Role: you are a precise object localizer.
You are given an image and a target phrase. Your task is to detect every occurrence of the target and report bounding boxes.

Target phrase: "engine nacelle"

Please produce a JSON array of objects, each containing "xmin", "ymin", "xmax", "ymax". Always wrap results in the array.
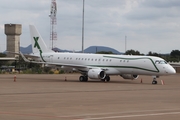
[
  {"xmin": 88, "ymin": 69, "xmax": 106, "ymax": 79},
  {"xmin": 120, "ymin": 74, "xmax": 139, "ymax": 80}
]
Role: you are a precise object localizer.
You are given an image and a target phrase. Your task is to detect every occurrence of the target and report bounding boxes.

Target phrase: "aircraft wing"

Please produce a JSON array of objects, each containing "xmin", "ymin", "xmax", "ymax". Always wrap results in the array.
[
  {"xmin": 0, "ymin": 57, "xmax": 16, "ymax": 60},
  {"xmin": 6, "ymin": 51, "xmax": 40, "ymax": 59}
]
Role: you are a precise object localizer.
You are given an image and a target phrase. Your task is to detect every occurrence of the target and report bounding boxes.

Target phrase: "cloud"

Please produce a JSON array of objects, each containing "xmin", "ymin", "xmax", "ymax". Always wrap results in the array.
[
  {"xmin": 125, "ymin": 0, "xmax": 180, "ymax": 20},
  {"xmin": 0, "ymin": 25, "xmax": 4, "ymax": 30},
  {"xmin": 141, "ymin": 0, "xmax": 180, "ymax": 8},
  {"xmin": 0, "ymin": 0, "xmax": 180, "ymax": 54}
]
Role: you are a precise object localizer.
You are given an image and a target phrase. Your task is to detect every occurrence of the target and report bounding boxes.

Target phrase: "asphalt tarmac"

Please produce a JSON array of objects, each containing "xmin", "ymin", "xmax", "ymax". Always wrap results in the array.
[{"xmin": 0, "ymin": 74, "xmax": 180, "ymax": 120}]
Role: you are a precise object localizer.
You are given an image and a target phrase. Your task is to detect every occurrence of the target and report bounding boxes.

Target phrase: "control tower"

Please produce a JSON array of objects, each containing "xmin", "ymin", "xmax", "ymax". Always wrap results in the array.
[{"xmin": 4, "ymin": 24, "xmax": 22, "ymax": 58}]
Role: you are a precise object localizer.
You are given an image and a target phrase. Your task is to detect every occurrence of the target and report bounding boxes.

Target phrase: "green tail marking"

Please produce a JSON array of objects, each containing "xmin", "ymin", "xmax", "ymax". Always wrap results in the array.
[
  {"xmin": 33, "ymin": 37, "xmax": 46, "ymax": 62},
  {"xmin": 34, "ymin": 37, "xmax": 40, "ymax": 49}
]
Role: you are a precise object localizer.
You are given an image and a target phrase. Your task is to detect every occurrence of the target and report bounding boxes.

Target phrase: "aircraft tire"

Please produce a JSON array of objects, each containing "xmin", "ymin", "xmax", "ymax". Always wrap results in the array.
[
  {"xmin": 79, "ymin": 76, "xmax": 88, "ymax": 82},
  {"xmin": 84, "ymin": 76, "xmax": 88, "ymax": 82},
  {"xmin": 152, "ymin": 81, "xmax": 157, "ymax": 84},
  {"xmin": 101, "ymin": 76, "xmax": 110, "ymax": 82},
  {"xmin": 106, "ymin": 76, "xmax": 110, "ymax": 82},
  {"xmin": 79, "ymin": 76, "xmax": 84, "ymax": 82}
]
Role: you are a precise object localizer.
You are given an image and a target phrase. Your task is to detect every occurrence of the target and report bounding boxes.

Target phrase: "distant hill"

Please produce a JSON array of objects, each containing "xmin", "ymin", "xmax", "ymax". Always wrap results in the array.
[
  {"xmin": 20, "ymin": 45, "xmax": 32, "ymax": 54},
  {"xmin": 84, "ymin": 46, "xmax": 122, "ymax": 54},
  {"xmin": 20, "ymin": 45, "xmax": 123, "ymax": 54}
]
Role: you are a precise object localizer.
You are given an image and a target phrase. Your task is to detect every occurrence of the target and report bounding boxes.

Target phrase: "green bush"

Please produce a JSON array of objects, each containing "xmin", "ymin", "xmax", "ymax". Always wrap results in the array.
[
  {"xmin": 49, "ymin": 71, "xmax": 54, "ymax": 74},
  {"xmin": 59, "ymin": 70, "xmax": 64, "ymax": 74}
]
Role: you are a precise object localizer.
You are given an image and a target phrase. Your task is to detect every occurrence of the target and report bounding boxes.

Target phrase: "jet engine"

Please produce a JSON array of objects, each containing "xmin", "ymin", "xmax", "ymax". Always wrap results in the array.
[
  {"xmin": 120, "ymin": 74, "xmax": 139, "ymax": 80},
  {"xmin": 88, "ymin": 69, "xmax": 106, "ymax": 79}
]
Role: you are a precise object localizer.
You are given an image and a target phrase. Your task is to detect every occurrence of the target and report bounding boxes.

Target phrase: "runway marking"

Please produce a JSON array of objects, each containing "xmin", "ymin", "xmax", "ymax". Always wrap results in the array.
[
  {"xmin": 0, "ymin": 108, "xmax": 180, "ymax": 119},
  {"xmin": 1, "ymin": 88, "xmax": 180, "ymax": 96},
  {"xmin": 78, "ymin": 112, "xmax": 180, "ymax": 120},
  {"xmin": 0, "ymin": 112, "xmax": 58, "ymax": 118},
  {"xmin": 57, "ymin": 108, "xmax": 180, "ymax": 118}
]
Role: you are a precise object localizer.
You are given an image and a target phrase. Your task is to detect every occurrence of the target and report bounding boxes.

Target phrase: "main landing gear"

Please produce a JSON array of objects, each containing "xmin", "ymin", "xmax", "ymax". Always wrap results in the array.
[
  {"xmin": 79, "ymin": 75, "xmax": 111, "ymax": 82},
  {"xmin": 152, "ymin": 76, "xmax": 158, "ymax": 84},
  {"xmin": 79, "ymin": 75, "xmax": 88, "ymax": 82},
  {"xmin": 101, "ymin": 75, "xmax": 110, "ymax": 82}
]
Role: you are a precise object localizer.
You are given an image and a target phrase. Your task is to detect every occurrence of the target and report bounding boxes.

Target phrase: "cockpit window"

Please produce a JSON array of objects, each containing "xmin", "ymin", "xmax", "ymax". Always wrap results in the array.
[
  {"xmin": 160, "ymin": 61, "xmax": 167, "ymax": 64},
  {"xmin": 155, "ymin": 60, "xmax": 167, "ymax": 64}
]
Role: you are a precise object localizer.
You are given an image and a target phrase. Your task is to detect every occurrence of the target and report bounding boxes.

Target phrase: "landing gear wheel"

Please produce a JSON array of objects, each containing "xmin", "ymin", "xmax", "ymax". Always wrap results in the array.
[
  {"xmin": 79, "ymin": 76, "xmax": 84, "ymax": 82},
  {"xmin": 102, "ymin": 76, "xmax": 110, "ymax": 82},
  {"xmin": 105, "ymin": 76, "xmax": 110, "ymax": 82},
  {"xmin": 79, "ymin": 76, "xmax": 88, "ymax": 82},
  {"xmin": 152, "ymin": 80, "xmax": 157, "ymax": 84},
  {"xmin": 152, "ymin": 77, "xmax": 157, "ymax": 84},
  {"xmin": 84, "ymin": 76, "xmax": 88, "ymax": 82}
]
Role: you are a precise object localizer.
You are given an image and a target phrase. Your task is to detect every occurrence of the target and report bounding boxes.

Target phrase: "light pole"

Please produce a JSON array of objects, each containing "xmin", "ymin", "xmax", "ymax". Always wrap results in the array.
[
  {"xmin": 82, "ymin": 0, "xmax": 85, "ymax": 53},
  {"xmin": 125, "ymin": 35, "xmax": 127, "ymax": 54}
]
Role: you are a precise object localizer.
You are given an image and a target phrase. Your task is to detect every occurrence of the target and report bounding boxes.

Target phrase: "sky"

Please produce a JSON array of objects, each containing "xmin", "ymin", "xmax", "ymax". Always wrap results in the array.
[{"xmin": 0, "ymin": 0, "xmax": 180, "ymax": 54}]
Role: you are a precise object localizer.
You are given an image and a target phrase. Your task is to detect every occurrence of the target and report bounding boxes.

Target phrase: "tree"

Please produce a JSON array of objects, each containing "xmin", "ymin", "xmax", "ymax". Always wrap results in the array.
[
  {"xmin": 170, "ymin": 50, "xmax": 180, "ymax": 58},
  {"xmin": 96, "ymin": 51, "xmax": 114, "ymax": 54},
  {"xmin": 125, "ymin": 49, "xmax": 141, "ymax": 55},
  {"xmin": 0, "ymin": 53, "xmax": 8, "ymax": 67},
  {"xmin": 169, "ymin": 50, "xmax": 180, "ymax": 62},
  {"xmin": 0, "ymin": 53, "xmax": 6, "ymax": 57},
  {"xmin": 147, "ymin": 51, "xmax": 160, "ymax": 57}
]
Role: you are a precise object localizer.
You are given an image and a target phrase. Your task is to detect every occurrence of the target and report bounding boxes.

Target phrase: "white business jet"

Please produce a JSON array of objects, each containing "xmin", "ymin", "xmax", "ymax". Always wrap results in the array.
[{"xmin": 20, "ymin": 25, "xmax": 176, "ymax": 84}]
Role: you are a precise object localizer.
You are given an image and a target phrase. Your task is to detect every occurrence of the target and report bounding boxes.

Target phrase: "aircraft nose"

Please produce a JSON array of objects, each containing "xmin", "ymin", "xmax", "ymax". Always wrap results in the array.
[{"xmin": 168, "ymin": 66, "xmax": 176, "ymax": 74}]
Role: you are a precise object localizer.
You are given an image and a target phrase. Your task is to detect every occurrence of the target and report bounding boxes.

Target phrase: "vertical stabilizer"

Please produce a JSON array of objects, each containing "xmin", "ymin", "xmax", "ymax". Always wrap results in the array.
[{"xmin": 29, "ymin": 25, "xmax": 53, "ymax": 53}]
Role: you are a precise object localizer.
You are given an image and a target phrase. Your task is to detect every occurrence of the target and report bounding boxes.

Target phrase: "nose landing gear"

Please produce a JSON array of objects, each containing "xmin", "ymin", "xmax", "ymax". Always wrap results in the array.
[{"xmin": 152, "ymin": 76, "xmax": 158, "ymax": 84}]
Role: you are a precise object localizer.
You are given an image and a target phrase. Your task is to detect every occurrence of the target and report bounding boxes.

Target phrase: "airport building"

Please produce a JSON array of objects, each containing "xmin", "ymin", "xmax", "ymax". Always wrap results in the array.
[{"xmin": 4, "ymin": 24, "xmax": 22, "ymax": 58}]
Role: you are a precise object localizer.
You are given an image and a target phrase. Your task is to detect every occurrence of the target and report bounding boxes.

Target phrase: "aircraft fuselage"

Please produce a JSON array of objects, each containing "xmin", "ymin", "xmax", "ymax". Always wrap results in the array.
[{"xmin": 35, "ymin": 52, "xmax": 176, "ymax": 76}]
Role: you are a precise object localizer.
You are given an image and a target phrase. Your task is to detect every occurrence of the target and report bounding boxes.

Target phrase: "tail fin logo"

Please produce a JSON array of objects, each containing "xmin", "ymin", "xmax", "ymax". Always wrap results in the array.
[
  {"xmin": 33, "ymin": 37, "xmax": 46, "ymax": 62},
  {"xmin": 33, "ymin": 37, "xmax": 40, "ymax": 49}
]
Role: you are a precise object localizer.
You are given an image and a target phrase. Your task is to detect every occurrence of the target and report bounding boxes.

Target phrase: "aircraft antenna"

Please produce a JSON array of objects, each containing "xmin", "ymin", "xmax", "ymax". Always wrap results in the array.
[{"xmin": 49, "ymin": 0, "xmax": 57, "ymax": 50}]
